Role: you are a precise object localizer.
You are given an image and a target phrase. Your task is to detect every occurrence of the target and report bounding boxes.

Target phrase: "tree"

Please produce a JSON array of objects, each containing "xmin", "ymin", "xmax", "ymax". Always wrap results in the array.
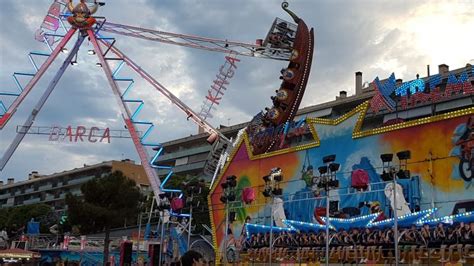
[
  {"xmin": 0, "ymin": 204, "xmax": 54, "ymax": 236},
  {"xmin": 66, "ymin": 171, "xmax": 141, "ymax": 265},
  {"xmin": 163, "ymin": 174, "xmax": 211, "ymax": 234}
]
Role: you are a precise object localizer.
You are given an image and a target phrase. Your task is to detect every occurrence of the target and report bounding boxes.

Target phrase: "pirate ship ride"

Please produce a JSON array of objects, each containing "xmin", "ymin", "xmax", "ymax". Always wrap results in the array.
[{"xmin": 246, "ymin": 2, "xmax": 315, "ymax": 155}]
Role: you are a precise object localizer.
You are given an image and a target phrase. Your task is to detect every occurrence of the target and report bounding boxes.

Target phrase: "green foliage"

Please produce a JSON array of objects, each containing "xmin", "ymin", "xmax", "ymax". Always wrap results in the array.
[
  {"xmin": 162, "ymin": 174, "xmax": 211, "ymax": 234},
  {"xmin": 186, "ymin": 181, "xmax": 211, "ymax": 234},
  {"xmin": 65, "ymin": 171, "xmax": 141, "ymax": 234},
  {"xmin": 140, "ymin": 191, "xmax": 155, "ymax": 213},
  {"xmin": 0, "ymin": 203, "xmax": 53, "ymax": 233}
]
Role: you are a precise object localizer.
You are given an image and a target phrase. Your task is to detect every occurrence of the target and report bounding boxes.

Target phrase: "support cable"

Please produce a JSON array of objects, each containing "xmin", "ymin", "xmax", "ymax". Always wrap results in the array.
[{"xmin": 100, "ymin": 22, "xmax": 292, "ymax": 61}]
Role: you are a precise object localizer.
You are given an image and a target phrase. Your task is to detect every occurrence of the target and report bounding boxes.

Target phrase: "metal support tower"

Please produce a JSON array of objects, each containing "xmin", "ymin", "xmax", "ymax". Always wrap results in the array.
[
  {"xmin": 87, "ymin": 29, "xmax": 164, "ymax": 196},
  {"xmin": 0, "ymin": 28, "xmax": 77, "ymax": 129},
  {"xmin": 96, "ymin": 38, "xmax": 230, "ymax": 144},
  {"xmin": 0, "ymin": 32, "xmax": 85, "ymax": 170},
  {"xmin": 1, "ymin": 2, "xmax": 292, "ymax": 204}
]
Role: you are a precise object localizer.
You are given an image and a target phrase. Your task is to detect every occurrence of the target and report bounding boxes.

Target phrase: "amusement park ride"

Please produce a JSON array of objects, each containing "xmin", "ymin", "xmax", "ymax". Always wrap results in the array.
[
  {"xmin": 3, "ymin": 2, "xmax": 474, "ymax": 265},
  {"xmin": 0, "ymin": 0, "xmax": 310, "ymax": 210}
]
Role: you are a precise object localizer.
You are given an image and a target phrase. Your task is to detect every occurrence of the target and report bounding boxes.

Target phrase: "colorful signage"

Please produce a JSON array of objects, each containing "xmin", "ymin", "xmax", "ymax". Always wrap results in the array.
[
  {"xmin": 370, "ymin": 65, "xmax": 474, "ymax": 113},
  {"xmin": 49, "ymin": 125, "xmax": 111, "ymax": 143},
  {"xmin": 251, "ymin": 118, "xmax": 311, "ymax": 149},
  {"xmin": 198, "ymin": 54, "xmax": 240, "ymax": 119},
  {"xmin": 35, "ymin": 0, "xmax": 67, "ymax": 45}
]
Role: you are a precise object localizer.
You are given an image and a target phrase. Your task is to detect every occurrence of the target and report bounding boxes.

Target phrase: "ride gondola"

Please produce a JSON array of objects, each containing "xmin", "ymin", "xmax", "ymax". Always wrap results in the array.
[{"xmin": 247, "ymin": 2, "xmax": 315, "ymax": 155}]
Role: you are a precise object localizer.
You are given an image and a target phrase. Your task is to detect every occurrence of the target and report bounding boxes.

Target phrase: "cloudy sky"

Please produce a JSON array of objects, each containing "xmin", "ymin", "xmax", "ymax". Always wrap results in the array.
[{"xmin": 1, "ymin": 0, "xmax": 473, "ymax": 182}]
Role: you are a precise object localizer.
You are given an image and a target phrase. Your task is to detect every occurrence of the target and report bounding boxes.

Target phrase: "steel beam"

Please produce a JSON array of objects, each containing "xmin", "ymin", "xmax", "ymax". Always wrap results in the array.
[
  {"xmin": 100, "ymin": 22, "xmax": 291, "ymax": 61},
  {"xmin": 0, "ymin": 28, "xmax": 77, "ymax": 129},
  {"xmin": 87, "ymin": 29, "xmax": 163, "ymax": 196},
  {"xmin": 0, "ymin": 33, "xmax": 84, "ymax": 170},
  {"xmin": 97, "ymin": 38, "xmax": 231, "ymax": 144}
]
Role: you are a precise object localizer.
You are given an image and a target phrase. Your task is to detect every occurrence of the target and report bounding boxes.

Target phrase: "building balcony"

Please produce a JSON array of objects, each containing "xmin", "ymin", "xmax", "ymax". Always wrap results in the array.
[
  {"xmin": 0, "ymin": 193, "xmax": 11, "ymax": 200},
  {"xmin": 156, "ymin": 161, "xmax": 206, "ymax": 176},
  {"xmin": 44, "ymin": 194, "xmax": 56, "ymax": 202},
  {"xmin": 70, "ymin": 190, "xmax": 82, "ymax": 196},
  {"xmin": 43, "ymin": 193, "xmax": 70, "ymax": 202},
  {"xmin": 1, "ymin": 202, "xmax": 14, "ymax": 208},
  {"xmin": 23, "ymin": 197, "xmax": 41, "ymax": 205},
  {"xmin": 155, "ymin": 146, "xmax": 211, "ymax": 163},
  {"xmin": 39, "ymin": 183, "xmax": 53, "ymax": 191},
  {"xmin": 56, "ymin": 194, "xmax": 66, "ymax": 200},
  {"xmin": 7, "ymin": 183, "xmax": 55, "ymax": 198},
  {"xmin": 67, "ymin": 176, "xmax": 95, "ymax": 186}
]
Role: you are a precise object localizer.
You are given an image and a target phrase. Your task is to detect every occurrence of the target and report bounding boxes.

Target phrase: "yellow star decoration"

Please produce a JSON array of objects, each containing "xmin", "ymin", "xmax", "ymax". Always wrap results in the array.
[{"xmin": 208, "ymin": 100, "xmax": 474, "ymax": 255}]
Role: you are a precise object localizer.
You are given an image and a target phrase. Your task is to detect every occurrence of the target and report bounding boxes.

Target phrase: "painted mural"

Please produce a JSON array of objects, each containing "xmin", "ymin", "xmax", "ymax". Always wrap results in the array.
[{"xmin": 209, "ymin": 103, "xmax": 474, "ymax": 255}]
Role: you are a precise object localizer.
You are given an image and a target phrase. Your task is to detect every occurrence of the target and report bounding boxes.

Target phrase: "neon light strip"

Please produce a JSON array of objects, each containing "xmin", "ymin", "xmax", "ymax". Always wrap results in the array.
[
  {"xmin": 368, "ymin": 209, "xmax": 436, "ymax": 228},
  {"xmin": 0, "ymin": 28, "xmax": 77, "ymax": 129},
  {"xmin": 420, "ymin": 211, "xmax": 474, "ymax": 225},
  {"xmin": 106, "ymin": 39, "xmax": 184, "ymax": 200}
]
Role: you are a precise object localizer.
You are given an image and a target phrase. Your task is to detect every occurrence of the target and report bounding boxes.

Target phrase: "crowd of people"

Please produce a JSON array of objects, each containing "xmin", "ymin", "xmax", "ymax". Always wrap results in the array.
[{"xmin": 243, "ymin": 221, "xmax": 474, "ymax": 264}]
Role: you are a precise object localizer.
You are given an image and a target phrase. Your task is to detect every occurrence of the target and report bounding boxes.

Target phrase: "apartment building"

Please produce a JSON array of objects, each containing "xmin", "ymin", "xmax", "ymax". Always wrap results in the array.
[{"xmin": 0, "ymin": 160, "xmax": 150, "ymax": 210}]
